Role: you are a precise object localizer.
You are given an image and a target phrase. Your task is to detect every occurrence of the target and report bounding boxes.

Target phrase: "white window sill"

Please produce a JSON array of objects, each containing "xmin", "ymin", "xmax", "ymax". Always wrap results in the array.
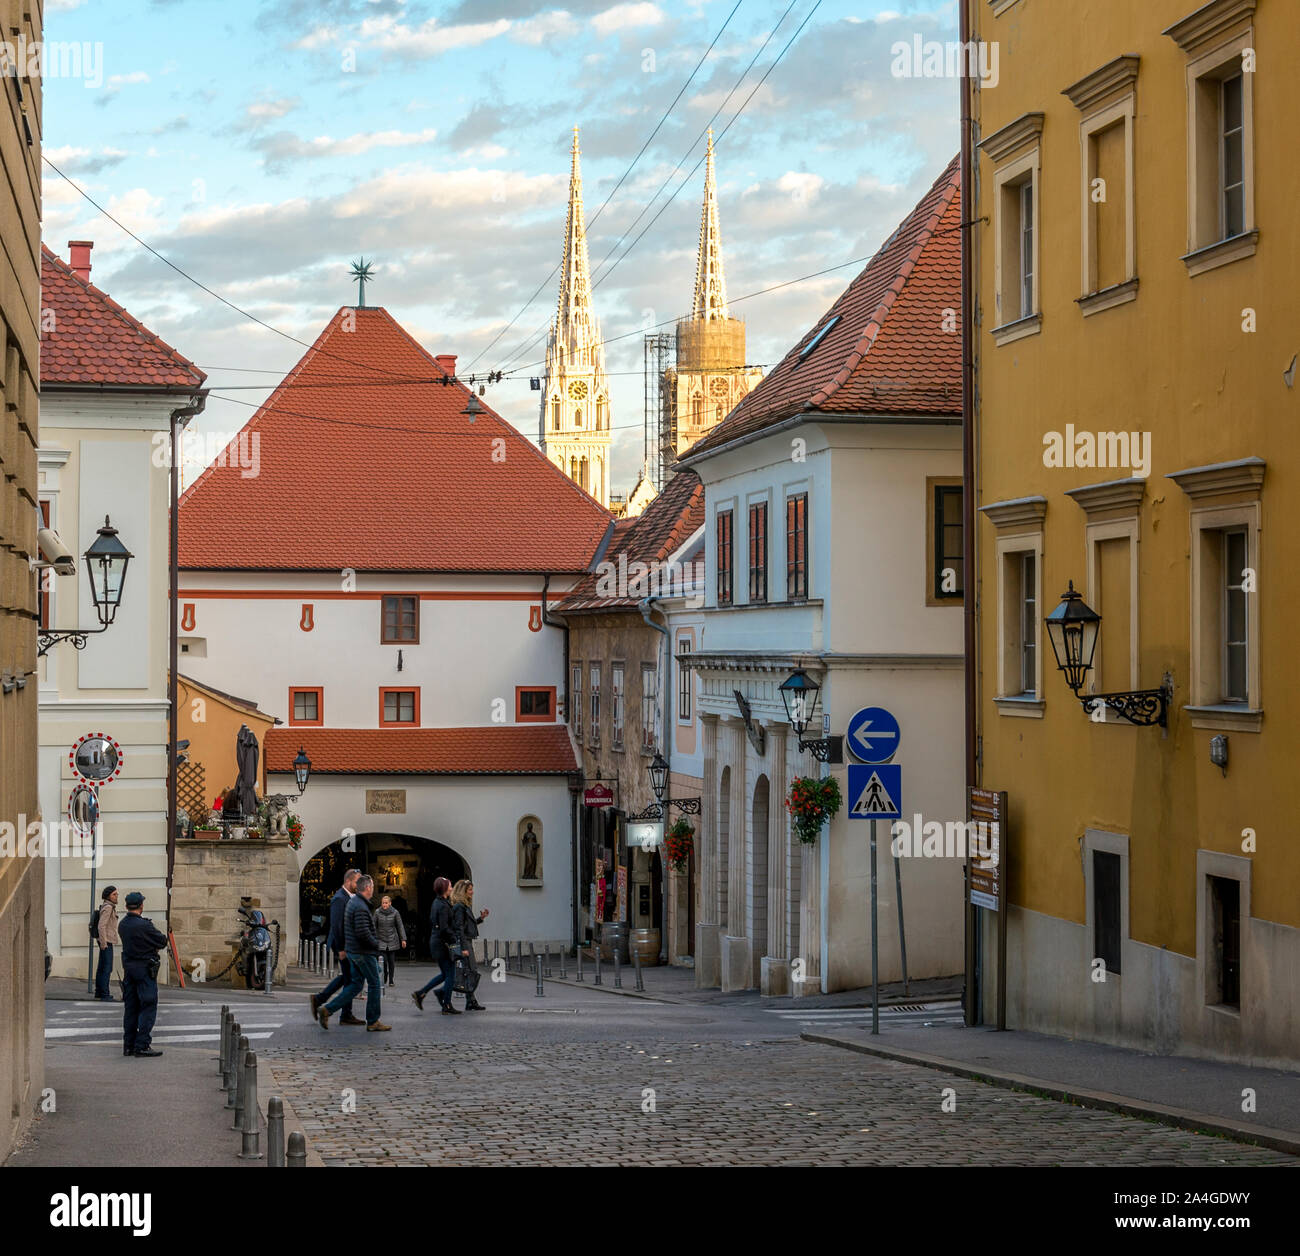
[
  {"xmin": 1078, "ymin": 278, "xmax": 1139, "ymax": 316},
  {"xmin": 991, "ymin": 313, "xmax": 1042, "ymax": 346},
  {"xmin": 994, "ymin": 695, "xmax": 1045, "ymax": 718},
  {"xmin": 1185, "ymin": 704, "xmax": 1262, "ymax": 733},
  {"xmin": 1182, "ymin": 230, "xmax": 1258, "ymax": 277}
]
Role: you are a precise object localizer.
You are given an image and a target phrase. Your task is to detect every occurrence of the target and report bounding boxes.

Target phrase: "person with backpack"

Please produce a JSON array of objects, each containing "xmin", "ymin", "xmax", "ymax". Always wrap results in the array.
[
  {"xmin": 92, "ymin": 885, "xmax": 120, "ymax": 1001},
  {"xmin": 412, "ymin": 876, "xmax": 464, "ymax": 1014},
  {"xmin": 450, "ymin": 879, "xmax": 487, "ymax": 1011},
  {"xmin": 375, "ymin": 893, "xmax": 407, "ymax": 987}
]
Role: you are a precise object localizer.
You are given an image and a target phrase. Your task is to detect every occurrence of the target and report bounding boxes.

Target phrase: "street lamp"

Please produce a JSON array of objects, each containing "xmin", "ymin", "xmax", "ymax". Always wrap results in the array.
[
  {"xmin": 293, "ymin": 746, "xmax": 312, "ymax": 795},
  {"xmin": 38, "ymin": 516, "xmax": 134, "ymax": 656},
  {"xmin": 628, "ymin": 751, "xmax": 700, "ymax": 821},
  {"xmin": 1045, "ymin": 580, "xmax": 1172, "ymax": 727},
  {"xmin": 648, "ymin": 752, "xmax": 668, "ymax": 802},
  {"xmin": 778, "ymin": 668, "xmax": 844, "ymax": 763}
]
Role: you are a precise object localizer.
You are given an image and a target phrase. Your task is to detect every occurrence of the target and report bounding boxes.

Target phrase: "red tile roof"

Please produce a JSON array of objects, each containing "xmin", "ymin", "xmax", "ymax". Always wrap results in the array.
[
  {"xmin": 683, "ymin": 156, "xmax": 962, "ymax": 462},
  {"xmin": 265, "ymin": 725, "xmax": 578, "ymax": 776},
  {"xmin": 179, "ymin": 306, "xmax": 613, "ymax": 573},
  {"xmin": 40, "ymin": 245, "xmax": 207, "ymax": 390},
  {"xmin": 557, "ymin": 469, "xmax": 704, "ymax": 613}
]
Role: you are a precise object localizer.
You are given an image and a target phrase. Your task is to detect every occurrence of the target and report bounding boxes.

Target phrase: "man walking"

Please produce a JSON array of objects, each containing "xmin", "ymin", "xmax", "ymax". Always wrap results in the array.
[
  {"xmin": 318, "ymin": 874, "xmax": 389, "ymax": 1031},
  {"xmin": 94, "ymin": 885, "xmax": 120, "ymax": 1001},
  {"xmin": 118, "ymin": 892, "xmax": 169, "ymax": 1058},
  {"xmin": 310, "ymin": 868, "xmax": 365, "ymax": 1027}
]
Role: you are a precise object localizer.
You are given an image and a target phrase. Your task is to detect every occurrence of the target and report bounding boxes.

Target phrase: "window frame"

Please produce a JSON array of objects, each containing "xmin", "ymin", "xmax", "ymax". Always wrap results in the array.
[
  {"xmin": 1196, "ymin": 849, "xmax": 1250, "ymax": 1018},
  {"xmin": 289, "ymin": 686, "xmax": 324, "ymax": 728},
  {"xmin": 516, "ymin": 685, "xmax": 557, "ymax": 724},
  {"xmin": 570, "ymin": 662, "xmax": 582, "ymax": 737},
  {"xmin": 994, "ymin": 532, "xmax": 1044, "ymax": 713},
  {"xmin": 716, "ymin": 508, "xmax": 734, "ymax": 607},
  {"xmin": 379, "ymin": 686, "xmax": 421, "ymax": 727},
  {"xmin": 986, "ymin": 133, "xmax": 1042, "ymax": 344},
  {"xmin": 747, "ymin": 500, "xmax": 768, "ymax": 604},
  {"xmin": 610, "ymin": 664, "xmax": 625, "ymax": 748},
  {"xmin": 380, "ymin": 594, "xmax": 420, "ymax": 645},
  {"xmin": 1220, "ymin": 527, "xmax": 1248, "ymax": 704},
  {"xmin": 926, "ymin": 477, "xmax": 964, "ymax": 606},
  {"xmin": 677, "ymin": 634, "xmax": 693, "ymax": 724},
  {"xmin": 1083, "ymin": 829, "xmax": 1129, "ymax": 981},
  {"xmin": 589, "ymin": 664, "xmax": 601, "ymax": 745},
  {"xmin": 640, "ymin": 663, "xmax": 658, "ymax": 751},
  {"xmin": 785, "ymin": 492, "xmax": 808, "ymax": 602}
]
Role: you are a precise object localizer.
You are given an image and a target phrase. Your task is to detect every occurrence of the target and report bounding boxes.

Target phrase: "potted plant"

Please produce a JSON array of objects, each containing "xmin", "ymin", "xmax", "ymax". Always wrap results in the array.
[
  {"xmin": 786, "ymin": 775, "xmax": 843, "ymax": 845},
  {"xmin": 286, "ymin": 814, "xmax": 304, "ymax": 851},
  {"xmin": 193, "ymin": 824, "xmax": 221, "ymax": 840},
  {"xmin": 664, "ymin": 817, "xmax": 694, "ymax": 873}
]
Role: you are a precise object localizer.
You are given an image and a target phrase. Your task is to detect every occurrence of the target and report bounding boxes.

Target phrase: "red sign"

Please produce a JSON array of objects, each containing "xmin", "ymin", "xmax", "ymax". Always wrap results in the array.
[{"xmin": 584, "ymin": 783, "xmax": 614, "ymax": 808}]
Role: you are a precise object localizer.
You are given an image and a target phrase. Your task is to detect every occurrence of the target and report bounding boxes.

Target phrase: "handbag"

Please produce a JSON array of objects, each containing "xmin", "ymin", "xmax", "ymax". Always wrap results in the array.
[{"xmin": 452, "ymin": 957, "xmax": 480, "ymax": 995}]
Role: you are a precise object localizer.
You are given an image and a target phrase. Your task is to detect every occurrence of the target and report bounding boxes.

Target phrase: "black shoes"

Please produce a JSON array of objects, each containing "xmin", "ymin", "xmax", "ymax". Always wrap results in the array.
[
  {"xmin": 466, "ymin": 999, "xmax": 485, "ymax": 1011},
  {"xmin": 412, "ymin": 991, "xmax": 425, "ymax": 1011},
  {"xmin": 309, "ymin": 994, "xmax": 319, "ymax": 1018},
  {"xmin": 338, "ymin": 1014, "xmax": 365, "ymax": 1026},
  {"xmin": 318, "ymin": 1007, "xmax": 331, "ymax": 1029},
  {"xmin": 134, "ymin": 1048, "xmax": 163, "ymax": 1058},
  {"xmin": 441, "ymin": 1002, "xmax": 461, "ymax": 1015}
]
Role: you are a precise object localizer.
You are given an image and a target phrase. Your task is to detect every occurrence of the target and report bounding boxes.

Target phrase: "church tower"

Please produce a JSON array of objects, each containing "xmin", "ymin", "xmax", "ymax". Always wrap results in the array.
[
  {"xmin": 665, "ymin": 131, "xmax": 763, "ymax": 467},
  {"xmin": 540, "ymin": 128, "xmax": 612, "ymax": 509}
]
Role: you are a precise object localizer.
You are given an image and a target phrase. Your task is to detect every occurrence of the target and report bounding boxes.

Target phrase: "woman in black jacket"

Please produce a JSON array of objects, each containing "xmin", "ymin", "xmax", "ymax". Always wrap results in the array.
[
  {"xmin": 450, "ymin": 880, "xmax": 488, "ymax": 1011},
  {"xmin": 412, "ymin": 877, "xmax": 464, "ymax": 1014}
]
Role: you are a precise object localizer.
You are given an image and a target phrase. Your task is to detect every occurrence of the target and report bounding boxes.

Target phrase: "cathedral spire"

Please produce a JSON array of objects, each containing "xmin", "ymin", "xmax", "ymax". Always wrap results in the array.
[
  {"xmin": 554, "ymin": 126, "xmax": 600, "ymax": 369},
  {"xmin": 692, "ymin": 129, "xmax": 729, "ymax": 322}
]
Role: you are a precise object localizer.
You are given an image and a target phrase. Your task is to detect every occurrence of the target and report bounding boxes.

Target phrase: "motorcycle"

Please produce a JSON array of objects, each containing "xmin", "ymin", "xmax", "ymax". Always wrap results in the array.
[{"xmin": 235, "ymin": 905, "xmax": 277, "ymax": 992}]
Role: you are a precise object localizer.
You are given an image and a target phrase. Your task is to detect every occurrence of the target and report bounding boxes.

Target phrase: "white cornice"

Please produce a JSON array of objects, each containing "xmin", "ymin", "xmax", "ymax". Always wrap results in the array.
[
  {"xmin": 979, "ymin": 112, "xmax": 1044, "ymax": 164},
  {"xmin": 1065, "ymin": 476, "xmax": 1146, "ymax": 516},
  {"xmin": 979, "ymin": 495, "xmax": 1047, "ymax": 528},
  {"xmin": 1063, "ymin": 55, "xmax": 1140, "ymax": 114},
  {"xmin": 1163, "ymin": 0, "xmax": 1256, "ymax": 55},
  {"xmin": 1166, "ymin": 456, "xmax": 1265, "ymax": 500}
]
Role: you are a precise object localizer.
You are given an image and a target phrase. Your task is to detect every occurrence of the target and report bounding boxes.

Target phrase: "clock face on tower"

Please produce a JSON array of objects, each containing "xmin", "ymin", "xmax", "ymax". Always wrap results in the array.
[{"xmin": 567, "ymin": 380, "xmax": 589, "ymax": 401}]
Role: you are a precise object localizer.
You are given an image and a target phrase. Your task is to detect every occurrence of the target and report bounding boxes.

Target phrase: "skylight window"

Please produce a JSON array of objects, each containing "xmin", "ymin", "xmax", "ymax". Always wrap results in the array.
[{"xmin": 799, "ymin": 314, "xmax": 840, "ymax": 361}]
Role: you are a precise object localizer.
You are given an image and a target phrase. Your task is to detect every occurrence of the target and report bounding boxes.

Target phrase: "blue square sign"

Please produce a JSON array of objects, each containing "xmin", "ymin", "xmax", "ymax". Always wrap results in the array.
[{"xmin": 847, "ymin": 763, "xmax": 902, "ymax": 820}]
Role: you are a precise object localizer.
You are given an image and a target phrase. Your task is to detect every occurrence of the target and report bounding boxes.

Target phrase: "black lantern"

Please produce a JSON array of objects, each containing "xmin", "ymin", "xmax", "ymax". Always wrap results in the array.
[
  {"xmin": 648, "ymin": 752, "xmax": 668, "ymax": 802},
  {"xmin": 1044, "ymin": 580, "xmax": 1100, "ymax": 695},
  {"xmin": 1045, "ymin": 579, "xmax": 1172, "ymax": 728},
  {"xmin": 293, "ymin": 746, "xmax": 312, "ymax": 795},
  {"xmin": 86, "ymin": 516, "xmax": 132, "ymax": 628},
  {"xmin": 778, "ymin": 669, "xmax": 843, "ymax": 764}
]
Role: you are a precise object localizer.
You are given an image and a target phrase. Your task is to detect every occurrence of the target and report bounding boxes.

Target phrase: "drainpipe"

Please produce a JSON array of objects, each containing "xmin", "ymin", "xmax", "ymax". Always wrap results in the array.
[
  {"xmin": 541, "ymin": 574, "xmax": 579, "ymax": 950},
  {"xmin": 639, "ymin": 596, "xmax": 671, "ymax": 963},
  {"xmin": 167, "ymin": 393, "xmax": 207, "ymax": 940}
]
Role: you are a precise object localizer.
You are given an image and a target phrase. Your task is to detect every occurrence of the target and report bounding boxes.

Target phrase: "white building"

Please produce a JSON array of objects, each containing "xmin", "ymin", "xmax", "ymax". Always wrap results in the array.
[
  {"xmin": 678, "ymin": 158, "xmax": 968, "ymax": 995},
  {"xmin": 178, "ymin": 302, "xmax": 612, "ymax": 951},
  {"xmin": 37, "ymin": 241, "xmax": 207, "ymax": 978}
]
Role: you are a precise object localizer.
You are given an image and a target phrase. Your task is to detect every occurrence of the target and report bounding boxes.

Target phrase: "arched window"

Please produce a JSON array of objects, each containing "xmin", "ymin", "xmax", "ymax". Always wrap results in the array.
[
  {"xmin": 579, "ymin": 457, "xmax": 589, "ymax": 492},
  {"xmin": 552, "ymin": 399, "xmax": 560, "ymax": 430},
  {"xmin": 574, "ymin": 407, "xmax": 583, "ymax": 428},
  {"xmin": 597, "ymin": 398, "xmax": 605, "ymax": 429}
]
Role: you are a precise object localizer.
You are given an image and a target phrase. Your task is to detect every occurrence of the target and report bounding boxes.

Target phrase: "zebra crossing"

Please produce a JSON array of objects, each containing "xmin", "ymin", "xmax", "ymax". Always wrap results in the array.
[
  {"xmin": 766, "ymin": 1001, "xmax": 965, "ymax": 1029},
  {"xmin": 45, "ymin": 1000, "xmax": 285, "ymax": 1047}
]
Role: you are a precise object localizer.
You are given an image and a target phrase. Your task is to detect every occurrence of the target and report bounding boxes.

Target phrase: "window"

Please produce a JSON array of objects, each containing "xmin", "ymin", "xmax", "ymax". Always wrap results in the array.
[
  {"xmin": 289, "ymin": 687, "xmax": 323, "ymax": 727},
  {"xmin": 677, "ymin": 636, "xmax": 692, "ymax": 722},
  {"xmin": 641, "ymin": 664, "xmax": 657, "ymax": 750},
  {"xmin": 981, "ymin": 111, "xmax": 1043, "ymax": 344},
  {"xmin": 1222, "ymin": 529, "xmax": 1248, "ymax": 703},
  {"xmin": 799, "ymin": 315, "xmax": 841, "ymax": 361},
  {"xmin": 748, "ymin": 501, "xmax": 767, "ymax": 604},
  {"xmin": 611, "ymin": 665, "xmax": 625, "ymax": 747},
  {"xmin": 1019, "ymin": 553, "xmax": 1037, "ymax": 696},
  {"xmin": 1018, "ymin": 181, "xmax": 1034, "ymax": 319},
  {"xmin": 786, "ymin": 493, "xmax": 808, "ymax": 600},
  {"xmin": 1166, "ymin": 1, "xmax": 1257, "ymax": 273},
  {"xmin": 589, "ymin": 665, "xmax": 601, "ymax": 744},
  {"xmin": 716, "ymin": 509, "xmax": 734, "ymax": 606},
  {"xmin": 1208, "ymin": 875, "xmax": 1240, "ymax": 1008},
  {"xmin": 1093, "ymin": 850, "xmax": 1122, "ymax": 976},
  {"xmin": 552, "ymin": 399, "xmax": 560, "ymax": 430},
  {"xmin": 516, "ymin": 686, "xmax": 556, "ymax": 723},
  {"xmin": 571, "ymin": 664, "xmax": 582, "ymax": 736},
  {"xmin": 981, "ymin": 497, "xmax": 1045, "ymax": 714},
  {"xmin": 928, "ymin": 481, "xmax": 963, "ymax": 603},
  {"xmin": 380, "ymin": 688, "xmax": 419, "ymax": 725},
  {"xmin": 381, "ymin": 595, "xmax": 419, "ymax": 644}
]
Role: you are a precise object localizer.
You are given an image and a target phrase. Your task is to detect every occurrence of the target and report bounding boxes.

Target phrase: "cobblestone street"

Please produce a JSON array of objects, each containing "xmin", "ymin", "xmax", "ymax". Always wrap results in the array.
[{"xmin": 264, "ymin": 1037, "xmax": 1294, "ymax": 1167}]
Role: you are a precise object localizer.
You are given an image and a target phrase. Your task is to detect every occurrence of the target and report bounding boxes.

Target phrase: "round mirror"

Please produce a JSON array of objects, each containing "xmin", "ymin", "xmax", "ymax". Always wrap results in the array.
[
  {"xmin": 74, "ymin": 736, "xmax": 120, "ymax": 782},
  {"xmin": 68, "ymin": 785, "xmax": 100, "ymax": 833}
]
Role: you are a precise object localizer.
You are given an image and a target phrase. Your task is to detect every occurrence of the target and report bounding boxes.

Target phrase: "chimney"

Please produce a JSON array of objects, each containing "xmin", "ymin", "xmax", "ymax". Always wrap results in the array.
[
  {"xmin": 435, "ymin": 353, "xmax": 457, "ymax": 378},
  {"xmin": 68, "ymin": 240, "xmax": 93, "ymax": 282}
]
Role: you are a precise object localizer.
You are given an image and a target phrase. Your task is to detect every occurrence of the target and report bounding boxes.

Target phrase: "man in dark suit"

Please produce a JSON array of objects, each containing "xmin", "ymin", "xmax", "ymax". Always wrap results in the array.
[
  {"xmin": 119, "ymin": 892, "xmax": 169, "ymax": 1057},
  {"xmin": 309, "ymin": 868, "xmax": 364, "ymax": 1026},
  {"xmin": 318, "ymin": 874, "xmax": 389, "ymax": 1030}
]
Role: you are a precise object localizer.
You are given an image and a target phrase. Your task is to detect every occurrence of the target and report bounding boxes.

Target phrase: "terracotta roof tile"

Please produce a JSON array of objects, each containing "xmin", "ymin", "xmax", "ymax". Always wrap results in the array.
[
  {"xmin": 179, "ymin": 306, "xmax": 613, "ymax": 572},
  {"xmin": 682, "ymin": 156, "xmax": 961, "ymax": 463},
  {"xmin": 40, "ymin": 245, "xmax": 206, "ymax": 390},
  {"xmin": 265, "ymin": 725, "xmax": 577, "ymax": 776}
]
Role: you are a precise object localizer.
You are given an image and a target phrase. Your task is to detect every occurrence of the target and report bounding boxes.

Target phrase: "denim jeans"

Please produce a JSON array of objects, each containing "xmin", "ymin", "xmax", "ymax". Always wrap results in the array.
[
  {"xmin": 315, "ymin": 953, "xmax": 354, "ymax": 1017},
  {"xmin": 416, "ymin": 943, "xmax": 458, "ymax": 1007},
  {"xmin": 95, "ymin": 943, "xmax": 114, "ymax": 999},
  {"xmin": 325, "ymin": 952, "xmax": 382, "ymax": 1024}
]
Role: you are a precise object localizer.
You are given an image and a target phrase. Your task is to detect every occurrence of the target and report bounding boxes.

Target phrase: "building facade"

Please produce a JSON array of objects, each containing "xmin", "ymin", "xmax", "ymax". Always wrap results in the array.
[
  {"xmin": 179, "ymin": 305, "xmax": 612, "ymax": 955},
  {"xmin": 38, "ymin": 242, "xmax": 207, "ymax": 980},
  {"xmin": 966, "ymin": 0, "xmax": 1299, "ymax": 1064},
  {"xmin": 0, "ymin": 0, "xmax": 43, "ymax": 1160},
  {"xmin": 681, "ymin": 159, "xmax": 967, "ymax": 996},
  {"xmin": 539, "ymin": 128, "xmax": 613, "ymax": 508}
]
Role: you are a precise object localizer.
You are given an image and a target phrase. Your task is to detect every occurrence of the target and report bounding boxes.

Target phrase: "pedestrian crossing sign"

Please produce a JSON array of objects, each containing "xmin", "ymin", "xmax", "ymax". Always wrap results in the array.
[{"xmin": 847, "ymin": 763, "xmax": 902, "ymax": 820}]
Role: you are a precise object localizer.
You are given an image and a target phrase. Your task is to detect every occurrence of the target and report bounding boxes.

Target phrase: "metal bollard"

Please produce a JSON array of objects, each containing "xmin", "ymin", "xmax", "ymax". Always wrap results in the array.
[
  {"xmin": 218, "ymin": 1008, "xmax": 230, "ymax": 1079},
  {"xmin": 560, "ymin": 948, "xmax": 567, "ymax": 980},
  {"xmin": 535, "ymin": 950, "xmax": 544, "ymax": 997},
  {"xmin": 493, "ymin": 938, "xmax": 500, "ymax": 963},
  {"xmin": 576, "ymin": 944, "xmax": 583, "ymax": 982},
  {"xmin": 287, "ymin": 1131, "xmax": 307, "ymax": 1167},
  {"xmin": 633, "ymin": 945, "xmax": 645, "ymax": 992},
  {"xmin": 231, "ymin": 1034, "xmax": 249, "ymax": 1126},
  {"xmin": 267, "ymin": 1096, "xmax": 285, "ymax": 1167},
  {"xmin": 224, "ymin": 1024, "xmax": 242, "ymax": 1108},
  {"xmin": 594, "ymin": 945, "xmax": 602, "ymax": 986},
  {"xmin": 238, "ymin": 1050, "xmax": 263, "ymax": 1160},
  {"xmin": 614, "ymin": 946, "xmax": 623, "ymax": 988},
  {"xmin": 528, "ymin": 942, "xmax": 536, "ymax": 975}
]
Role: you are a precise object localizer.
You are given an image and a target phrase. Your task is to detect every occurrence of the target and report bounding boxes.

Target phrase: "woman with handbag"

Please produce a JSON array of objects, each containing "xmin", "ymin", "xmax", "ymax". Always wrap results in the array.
[
  {"xmin": 412, "ymin": 877, "xmax": 463, "ymax": 1014},
  {"xmin": 450, "ymin": 880, "xmax": 488, "ymax": 1011},
  {"xmin": 375, "ymin": 894, "xmax": 407, "ymax": 987}
]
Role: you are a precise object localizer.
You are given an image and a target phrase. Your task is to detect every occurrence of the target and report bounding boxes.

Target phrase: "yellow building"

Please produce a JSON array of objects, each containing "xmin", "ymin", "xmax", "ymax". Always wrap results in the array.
[{"xmin": 967, "ymin": 0, "xmax": 1298, "ymax": 1064}]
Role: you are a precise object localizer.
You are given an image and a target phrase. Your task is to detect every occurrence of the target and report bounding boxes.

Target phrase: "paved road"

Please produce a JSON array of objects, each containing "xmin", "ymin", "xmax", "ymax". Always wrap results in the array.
[{"xmin": 253, "ymin": 974, "xmax": 1290, "ymax": 1166}]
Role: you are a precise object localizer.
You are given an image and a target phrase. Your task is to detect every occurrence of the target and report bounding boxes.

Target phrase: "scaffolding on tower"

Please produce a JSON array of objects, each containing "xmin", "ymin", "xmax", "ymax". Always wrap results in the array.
[{"xmin": 643, "ymin": 331, "xmax": 675, "ymax": 492}]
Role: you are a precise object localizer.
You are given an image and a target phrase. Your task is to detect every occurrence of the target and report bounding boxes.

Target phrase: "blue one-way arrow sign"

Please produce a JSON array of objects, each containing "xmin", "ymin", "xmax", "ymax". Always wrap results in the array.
[
  {"xmin": 847, "ymin": 763, "xmax": 902, "ymax": 820},
  {"xmin": 846, "ymin": 706, "xmax": 900, "ymax": 764}
]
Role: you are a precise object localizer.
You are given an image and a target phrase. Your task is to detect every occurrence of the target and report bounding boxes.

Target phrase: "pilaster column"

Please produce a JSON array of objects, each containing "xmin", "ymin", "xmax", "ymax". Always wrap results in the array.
[
  {"xmin": 728, "ymin": 719, "xmax": 747, "ymax": 937},
  {"xmin": 699, "ymin": 714, "xmax": 719, "ymax": 923},
  {"xmin": 766, "ymin": 723, "xmax": 788, "ymax": 959}
]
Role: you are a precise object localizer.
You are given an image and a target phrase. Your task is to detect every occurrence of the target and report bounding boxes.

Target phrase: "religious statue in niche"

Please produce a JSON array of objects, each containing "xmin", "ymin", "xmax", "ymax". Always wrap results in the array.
[{"xmin": 517, "ymin": 817, "xmax": 542, "ymax": 887}]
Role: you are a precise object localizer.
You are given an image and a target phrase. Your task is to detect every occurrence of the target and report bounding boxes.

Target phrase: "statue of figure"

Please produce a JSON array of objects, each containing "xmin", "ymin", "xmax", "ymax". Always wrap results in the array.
[
  {"xmin": 522, "ymin": 823, "xmax": 540, "ymax": 880},
  {"xmin": 265, "ymin": 794, "xmax": 291, "ymax": 837},
  {"xmin": 235, "ymin": 724, "xmax": 260, "ymax": 818}
]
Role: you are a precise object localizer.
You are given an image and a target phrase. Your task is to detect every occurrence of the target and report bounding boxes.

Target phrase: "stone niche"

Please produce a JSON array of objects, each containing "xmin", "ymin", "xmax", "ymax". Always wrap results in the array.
[{"xmin": 171, "ymin": 837, "xmax": 295, "ymax": 986}]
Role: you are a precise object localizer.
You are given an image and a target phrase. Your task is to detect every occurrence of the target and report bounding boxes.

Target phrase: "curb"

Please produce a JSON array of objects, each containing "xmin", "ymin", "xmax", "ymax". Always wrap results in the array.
[
  {"xmin": 801, "ymin": 1031, "xmax": 1300, "ymax": 1158},
  {"xmin": 259, "ymin": 1060, "xmax": 326, "ymax": 1168}
]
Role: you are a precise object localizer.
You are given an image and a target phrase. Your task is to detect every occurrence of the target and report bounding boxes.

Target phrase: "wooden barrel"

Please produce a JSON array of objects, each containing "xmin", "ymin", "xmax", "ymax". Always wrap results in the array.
[
  {"xmin": 630, "ymin": 927, "xmax": 660, "ymax": 967},
  {"xmin": 599, "ymin": 921, "xmax": 629, "ymax": 963}
]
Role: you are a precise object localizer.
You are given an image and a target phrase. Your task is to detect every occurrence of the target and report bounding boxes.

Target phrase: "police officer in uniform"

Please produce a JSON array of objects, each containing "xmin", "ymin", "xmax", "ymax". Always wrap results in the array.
[{"xmin": 119, "ymin": 891, "xmax": 168, "ymax": 1058}]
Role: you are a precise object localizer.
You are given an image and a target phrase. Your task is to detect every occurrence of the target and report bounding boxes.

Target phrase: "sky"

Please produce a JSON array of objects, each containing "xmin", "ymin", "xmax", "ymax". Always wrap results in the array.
[{"xmin": 42, "ymin": 0, "xmax": 961, "ymax": 497}]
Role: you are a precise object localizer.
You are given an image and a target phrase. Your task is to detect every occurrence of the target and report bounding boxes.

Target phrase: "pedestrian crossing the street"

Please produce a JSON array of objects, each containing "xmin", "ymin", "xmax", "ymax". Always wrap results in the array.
[
  {"xmin": 45, "ymin": 1001, "xmax": 284, "ymax": 1047},
  {"xmin": 766, "ymin": 1001, "xmax": 965, "ymax": 1029}
]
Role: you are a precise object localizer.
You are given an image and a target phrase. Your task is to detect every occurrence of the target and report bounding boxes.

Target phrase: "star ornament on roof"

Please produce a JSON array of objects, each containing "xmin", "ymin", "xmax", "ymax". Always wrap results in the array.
[{"xmin": 349, "ymin": 257, "xmax": 376, "ymax": 308}]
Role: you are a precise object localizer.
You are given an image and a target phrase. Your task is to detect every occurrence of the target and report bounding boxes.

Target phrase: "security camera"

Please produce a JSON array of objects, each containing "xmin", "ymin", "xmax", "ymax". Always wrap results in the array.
[{"xmin": 36, "ymin": 525, "xmax": 76, "ymax": 576}]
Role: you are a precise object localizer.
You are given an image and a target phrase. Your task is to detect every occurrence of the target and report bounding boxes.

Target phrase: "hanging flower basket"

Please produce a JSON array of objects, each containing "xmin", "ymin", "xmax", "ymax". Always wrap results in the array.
[
  {"xmin": 664, "ymin": 817, "xmax": 694, "ymax": 873},
  {"xmin": 786, "ymin": 775, "xmax": 843, "ymax": 845},
  {"xmin": 286, "ymin": 815, "xmax": 304, "ymax": 852}
]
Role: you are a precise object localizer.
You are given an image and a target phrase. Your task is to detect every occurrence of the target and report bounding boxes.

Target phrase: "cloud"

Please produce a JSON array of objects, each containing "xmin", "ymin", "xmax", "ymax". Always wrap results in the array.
[
  {"xmin": 294, "ymin": 15, "xmax": 512, "ymax": 56},
  {"xmin": 251, "ymin": 126, "xmax": 439, "ymax": 170},
  {"xmin": 45, "ymin": 145, "xmax": 129, "ymax": 175},
  {"xmin": 242, "ymin": 96, "xmax": 302, "ymax": 126},
  {"xmin": 591, "ymin": 3, "xmax": 664, "ymax": 36}
]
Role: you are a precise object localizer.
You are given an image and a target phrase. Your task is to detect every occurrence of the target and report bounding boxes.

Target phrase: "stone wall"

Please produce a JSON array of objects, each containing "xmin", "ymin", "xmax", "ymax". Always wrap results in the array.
[{"xmin": 171, "ymin": 837, "xmax": 294, "ymax": 986}]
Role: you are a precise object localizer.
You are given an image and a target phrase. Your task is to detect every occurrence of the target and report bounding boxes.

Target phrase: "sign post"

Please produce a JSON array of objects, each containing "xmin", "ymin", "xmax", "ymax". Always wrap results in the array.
[{"xmin": 968, "ymin": 787, "xmax": 1008, "ymax": 1030}]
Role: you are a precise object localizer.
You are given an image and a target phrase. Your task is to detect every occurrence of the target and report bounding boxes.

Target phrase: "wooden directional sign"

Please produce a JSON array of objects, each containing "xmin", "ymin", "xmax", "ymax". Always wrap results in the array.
[{"xmin": 968, "ymin": 787, "xmax": 1006, "ymax": 911}]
